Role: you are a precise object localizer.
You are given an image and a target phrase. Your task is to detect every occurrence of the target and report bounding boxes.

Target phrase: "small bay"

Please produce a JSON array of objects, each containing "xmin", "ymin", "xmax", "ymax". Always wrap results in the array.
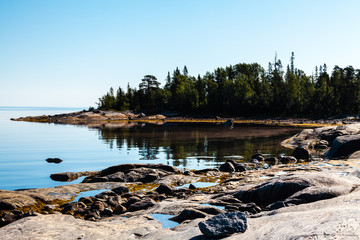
[{"xmin": 0, "ymin": 107, "xmax": 300, "ymax": 190}]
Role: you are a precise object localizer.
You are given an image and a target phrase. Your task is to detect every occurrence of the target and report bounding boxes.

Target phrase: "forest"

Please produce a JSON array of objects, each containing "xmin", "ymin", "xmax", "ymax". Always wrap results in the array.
[{"xmin": 97, "ymin": 53, "xmax": 360, "ymax": 117}]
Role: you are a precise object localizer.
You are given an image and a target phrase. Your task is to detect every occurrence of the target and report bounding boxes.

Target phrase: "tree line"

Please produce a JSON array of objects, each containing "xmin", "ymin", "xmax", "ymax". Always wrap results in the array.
[{"xmin": 97, "ymin": 53, "xmax": 360, "ymax": 117}]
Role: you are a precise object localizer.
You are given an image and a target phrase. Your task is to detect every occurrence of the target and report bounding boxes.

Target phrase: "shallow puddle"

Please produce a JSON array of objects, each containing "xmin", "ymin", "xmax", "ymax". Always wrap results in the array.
[{"xmin": 150, "ymin": 214, "xmax": 178, "ymax": 228}]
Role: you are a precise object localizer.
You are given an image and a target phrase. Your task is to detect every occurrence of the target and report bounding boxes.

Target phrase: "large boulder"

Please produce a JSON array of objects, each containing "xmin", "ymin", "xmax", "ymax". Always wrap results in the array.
[
  {"xmin": 326, "ymin": 134, "xmax": 360, "ymax": 159},
  {"xmin": 198, "ymin": 212, "xmax": 247, "ymax": 237},
  {"xmin": 291, "ymin": 146, "xmax": 310, "ymax": 160},
  {"xmin": 234, "ymin": 172, "xmax": 356, "ymax": 208}
]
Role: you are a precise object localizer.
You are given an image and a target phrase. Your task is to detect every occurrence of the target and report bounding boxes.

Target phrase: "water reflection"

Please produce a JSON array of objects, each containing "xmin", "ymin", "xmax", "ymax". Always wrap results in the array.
[{"xmin": 94, "ymin": 122, "xmax": 300, "ymax": 168}]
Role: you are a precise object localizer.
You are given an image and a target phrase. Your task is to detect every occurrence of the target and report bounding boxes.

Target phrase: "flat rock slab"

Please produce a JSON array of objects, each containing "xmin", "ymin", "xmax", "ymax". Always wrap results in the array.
[{"xmin": 0, "ymin": 213, "xmax": 161, "ymax": 240}]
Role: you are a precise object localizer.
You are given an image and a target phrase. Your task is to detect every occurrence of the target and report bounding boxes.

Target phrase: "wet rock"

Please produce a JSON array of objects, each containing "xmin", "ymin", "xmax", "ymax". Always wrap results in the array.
[
  {"xmin": 192, "ymin": 169, "xmax": 218, "ymax": 174},
  {"xmin": 91, "ymin": 201, "xmax": 105, "ymax": 212},
  {"xmin": 223, "ymin": 119, "xmax": 234, "ymax": 128},
  {"xmin": 169, "ymin": 208, "xmax": 207, "ymax": 223},
  {"xmin": 124, "ymin": 168, "xmax": 162, "ymax": 183},
  {"xmin": 278, "ymin": 156, "xmax": 297, "ymax": 164},
  {"xmin": 106, "ymin": 172, "xmax": 125, "ymax": 182},
  {"xmin": 100, "ymin": 164, "xmax": 136, "ymax": 176},
  {"xmin": 95, "ymin": 191, "xmax": 117, "ymax": 199},
  {"xmin": 113, "ymin": 204, "xmax": 127, "ymax": 214},
  {"xmin": 189, "ymin": 184, "xmax": 196, "ymax": 190},
  {"xmin": 198, "ymin": 212, "xmax": 247, "ymax": 237},
  {"xmin": 61, "ymin": 202, "xmax": 87, "ymax": 214},
  {"xmin": 153, "ymin": 164, "xmax": 179, "ymax": 173},
  {"xmin": 46, "ymin": 158, "xmax": 62, "ymax": 164},
  {"xmin": 326, "ymin": 134, "xmax": 360, "ymax": 159},
  {"xmin": 78, "ymin": 197, "xmax": 93, "ymax": 205},
  {"xmin": 106, "ymin": 195, "xmax": 122, "ymax": 208},
  {"xmin": 100, "ymin": 208, "xmax": 113, "ymax": 216},
  {"xmin": 226, "ymin": 160, "xmax": 246, "ymax": 172},
  {"xmin": 50, "ymin": 172, "xmax": 81, "ymax": 182},
  {"xmin": 127, "ymin": 198, "xmax": 156, "ymax": 212},
  {"xmin": 155, "ymin": 184, "xmax": 174, "ymax": 195},
  {"xmin": 85, "ymin": 211, "xmax": 100, "ymax": 220},
  {"xmin": 0, "ymin": 212, "xmax": 17, "ymax": 227},
  {"xmin": 112, "ymin": 186, "xmax": 129, "ymax": 195},
  {"xmin": 314, "ymin": 140, "xmax": 329, "ymax": 149},
  {"xmin": 219, "ymin": 162, "xmax": 235, "ymax": 173},
  {"xmin": 291, "ymin": 146, "xmax": 310, "ymax": 160},
  {"xmin": 142, "ymin": 173, "xmax": 159, "ymax": 183},
  {"xmin": 265, "ymin": 157, "xmax": 278, "ymax": 165},
  {"xmin": 123, "ymin": 196, "xmax": 141, "ymax": 208},
  {"xmin": 251, "ymin": 153, "xmax": 265, "ymax": 162}
]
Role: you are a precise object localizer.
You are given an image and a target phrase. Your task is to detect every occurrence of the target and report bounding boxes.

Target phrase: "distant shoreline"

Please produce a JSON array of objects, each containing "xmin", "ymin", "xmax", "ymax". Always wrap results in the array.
[{"xmin": 10, "ymin": 109, "xmax": 360, "ymax": 128}]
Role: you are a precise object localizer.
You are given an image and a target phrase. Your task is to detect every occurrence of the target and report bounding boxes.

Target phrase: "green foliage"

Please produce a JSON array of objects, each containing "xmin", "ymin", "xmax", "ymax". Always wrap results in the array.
[{"xmin": 97, "ymin": 54, "xmax": 360, "ymax": 117}]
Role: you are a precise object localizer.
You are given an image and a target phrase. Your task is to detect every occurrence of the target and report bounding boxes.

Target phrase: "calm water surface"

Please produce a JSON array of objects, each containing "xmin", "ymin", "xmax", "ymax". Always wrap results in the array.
[{"xmin": 0, "ymin": 107, "xmax": 301, "ymax": 190}]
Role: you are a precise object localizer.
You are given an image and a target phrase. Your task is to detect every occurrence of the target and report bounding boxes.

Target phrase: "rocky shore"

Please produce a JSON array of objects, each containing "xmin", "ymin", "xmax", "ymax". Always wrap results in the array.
[
  {"xmin": 10, "ymin": 109, "xmax": 360, "ymax": 128},
  {"xmin": 2, "ymin": 123, "xmax": 360, "ymax": 239}
]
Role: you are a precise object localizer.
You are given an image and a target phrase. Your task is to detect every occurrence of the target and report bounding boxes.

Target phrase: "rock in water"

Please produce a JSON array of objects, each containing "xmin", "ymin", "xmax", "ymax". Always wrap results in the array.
[
  {"xmin": 198, "ymin": 212, "xmax": 247, "ymax": 237},
  {"xmin": 46, "ymin": 158, "xmax": 62, "ymax": 164},
  {"xmin": 291, "ymin": 146, "xmax": 310, "ymax": 160}
]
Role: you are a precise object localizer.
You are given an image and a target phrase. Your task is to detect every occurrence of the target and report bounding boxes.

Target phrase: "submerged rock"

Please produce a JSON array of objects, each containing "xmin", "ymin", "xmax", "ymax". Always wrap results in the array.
[{"xmin": 198, "ymin": 212, "xmax": 247, "ymax": 237}]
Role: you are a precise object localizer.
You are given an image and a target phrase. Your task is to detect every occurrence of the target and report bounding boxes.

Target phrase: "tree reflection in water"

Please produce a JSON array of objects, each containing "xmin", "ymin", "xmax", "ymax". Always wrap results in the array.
[{"xmin": 94, "ymin": 122, "xmax": 301, "ymax": 168}]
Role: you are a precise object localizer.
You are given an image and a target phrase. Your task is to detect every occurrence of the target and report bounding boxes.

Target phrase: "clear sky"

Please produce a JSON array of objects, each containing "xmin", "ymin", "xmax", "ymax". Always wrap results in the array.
[{"xmin": 1, "ymin": 0, "xmax": 359, "ymax": 108}]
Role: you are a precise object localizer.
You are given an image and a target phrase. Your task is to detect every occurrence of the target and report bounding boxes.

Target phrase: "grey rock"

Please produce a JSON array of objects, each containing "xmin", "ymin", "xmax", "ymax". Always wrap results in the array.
[
  {"xmin": 100, "ymin": 164, "xmax": 136, "ymax": 176},
  {"xmin": 112, "ymin": 186, "xmax": 129, "ymax": 195},
  {"xmin": 278, "ymin": 155, "xmax": 297, "ymax": 164},
  {"xmin": 127, "ymin": 198, "xmax": 156, "ymax": 212},
  {"xmin": 326, "ymin": 134, "xmax": 360, "ymax": 159},
  {"xmin": 169, "ymin": 208, "xmax": 207, "ymax": 223},
  {"xmin": 219, "ymin": 162, "xmax": 235, "ymax": 173},
  {"xmin": 106, "ymin": 172, "xmax": 125, "ymax": 182},
  {"xmin": 155, "ymin": 184, "xmax": 174, "ymax": 195},
  {"xmin": 198, "ymin": 212, "xmax": 247, "ymax": 237},
  {"xmin": 234, "ymin": 172, "xmax": 355, "ymax": 208},
  {"xmin": 50, "ymin": 172, "xmax": 81, "ymax": 182}
]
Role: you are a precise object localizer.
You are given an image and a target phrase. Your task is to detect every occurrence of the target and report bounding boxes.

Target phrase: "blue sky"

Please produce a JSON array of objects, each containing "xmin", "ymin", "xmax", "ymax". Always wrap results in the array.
[{"xmin": 1, "ymin": 0, "xmax": 359, "ymax": 107}]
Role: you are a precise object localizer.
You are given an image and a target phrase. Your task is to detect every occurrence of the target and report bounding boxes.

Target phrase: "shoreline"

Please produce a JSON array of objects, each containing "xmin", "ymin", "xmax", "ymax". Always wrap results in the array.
[
  {"xmin": 3, "ymin": 117, "xmax": 360, "ymax": 238},
  {"xmin": 10, "ymin": 109, "xmax": 360, "ymax": 128}
]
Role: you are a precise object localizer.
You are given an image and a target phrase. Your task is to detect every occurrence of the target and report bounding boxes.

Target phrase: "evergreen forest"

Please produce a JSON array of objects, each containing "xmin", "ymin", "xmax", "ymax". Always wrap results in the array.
[{"xmin": 97, "ymin": 53, "xmax": 360, "ymax": 117}]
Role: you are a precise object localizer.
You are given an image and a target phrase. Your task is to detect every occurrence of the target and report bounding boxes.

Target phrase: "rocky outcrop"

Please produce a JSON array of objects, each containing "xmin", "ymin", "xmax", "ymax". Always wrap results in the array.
[
  {"xmin": 11, "ymin": 110, "xmax": 167, "ymax": 126},
  {"xmin": 326, "ymin": 134, "xmax": 360, "ymax": 159},
  {"xmin": 234, "ymin": 172, "xmax": 358, "ymax": 209},
  {"xmin": 84, "ymin": 164, "xmax": 180, "ymax": 184},
  {"xmin": 282, "ymin": 123, "xmax": 360, "ymax": 159}
]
